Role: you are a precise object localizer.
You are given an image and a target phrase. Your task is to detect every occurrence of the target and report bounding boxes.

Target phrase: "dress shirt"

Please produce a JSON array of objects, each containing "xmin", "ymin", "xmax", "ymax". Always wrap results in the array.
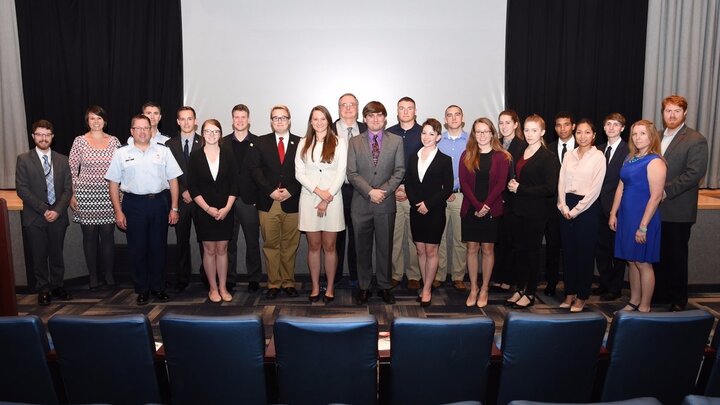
[
  {"xmin": 416, "ymin": 147, "xmax": 438, "ymax": 182},
  {"xmin": 368, "ymin": 130, "xmax": 384, "ymax": 151},
  {"xmin": 275, "ymin": 132, "xmax": 290, "ymax": 147},
  {"xmin": 604, "ymin": 137, "xmax": 622, "ymax": 162},
  {"xmin": 35, "ymin": 147, "xmax": 52, "ymax": 167},
  {"xmin": 336, "ymin": 120, "xmax": 361, "ymax": 141},
  {"xmin": 105, "ymin": 142, "xmax": 183, "ymax": 194},
  {"xmin": 438, "ymin": 130, "xmax": 468, "ymax": 190},
  {"xmin": 557, "ymin": 147, "xmax": 606, "ymax": 218},
  {"xmin": 180, "ymin": 134, "xmax": 196, "ymax": 156},
  {"xmin": 661, "ymin": 124, "xmax": 684, "ymax": 155},
  {"xmin": 556, "ymin": 137, "xmax": 576, "ymax": 163}
]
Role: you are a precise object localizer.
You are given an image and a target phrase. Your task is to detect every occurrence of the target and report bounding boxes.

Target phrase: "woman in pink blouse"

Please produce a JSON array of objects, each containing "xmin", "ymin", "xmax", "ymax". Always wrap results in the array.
[{"xmin": 557, "ymin": 119, "xmax": 606, "ymax": 311}]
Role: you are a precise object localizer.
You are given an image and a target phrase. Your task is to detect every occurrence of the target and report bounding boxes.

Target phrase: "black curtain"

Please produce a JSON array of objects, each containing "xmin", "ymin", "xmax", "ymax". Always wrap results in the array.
[
  {"xmin": 15, "ymin": 0, "xmax": 183, "ymax": 155},
  {"xmin": 505, "ymin": 0, "xmax": 648, "ymax": 144}
]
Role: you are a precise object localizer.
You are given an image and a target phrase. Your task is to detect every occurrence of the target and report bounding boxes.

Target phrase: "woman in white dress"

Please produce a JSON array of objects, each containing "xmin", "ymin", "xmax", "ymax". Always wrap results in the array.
[{"xmin": 295, "ymin": 105, "xmax": 347, "ymax": 303}]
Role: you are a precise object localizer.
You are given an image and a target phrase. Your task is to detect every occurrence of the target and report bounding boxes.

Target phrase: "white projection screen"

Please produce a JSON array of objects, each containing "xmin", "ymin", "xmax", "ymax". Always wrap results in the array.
[{"xmin": 182, "ymin": 0, "xmax": 507, "ymax": 136}]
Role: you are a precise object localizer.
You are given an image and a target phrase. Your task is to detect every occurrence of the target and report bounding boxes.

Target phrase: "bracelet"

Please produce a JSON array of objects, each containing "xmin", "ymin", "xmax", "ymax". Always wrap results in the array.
[{"xmin": 638, "ymin": 226, "xmax": 647, "ymax": 233}]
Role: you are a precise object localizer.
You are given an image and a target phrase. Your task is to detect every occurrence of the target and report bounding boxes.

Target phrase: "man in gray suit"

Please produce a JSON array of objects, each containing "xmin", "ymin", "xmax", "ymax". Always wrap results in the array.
[
  {"xmin": 16, "ymin": 119, "xmax": 73, "ymax": 305},
  {"xmin": 656, "ymin": 95, "xmax": 708, "ymax": 312},
  {"xmin": 347, "ymin": 101, "xmax": 405, "ymax": 305}
]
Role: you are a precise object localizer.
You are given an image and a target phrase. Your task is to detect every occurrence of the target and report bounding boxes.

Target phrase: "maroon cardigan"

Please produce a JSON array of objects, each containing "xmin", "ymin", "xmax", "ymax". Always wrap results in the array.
[{"xmin": 459, "ymin": 150, "xmax": 511, "ymax": 217}]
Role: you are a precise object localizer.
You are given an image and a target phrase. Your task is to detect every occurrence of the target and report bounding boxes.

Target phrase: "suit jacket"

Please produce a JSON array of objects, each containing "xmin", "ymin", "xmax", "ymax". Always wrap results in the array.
[
  {"xmin": 549, "ymin": 139, "xmax": 578, "ymax": 165},
  {"xmin": 186, "ymin": 145, "xmax": 239, "ymax": 208},
  {"xmin": 460, "ymin": 150, "xmax": 512, "ymax": 217},
  {"xmin": 248, "ymin": 133, "xmax": 301, "ymax": 213},
  {"xmin": 405, "ymin": 150, "xmax": 453, "ymax": 213},
  {"xmin": 660, "ymin": 125, "xmax": 708, "ymax": 222},
  {"xmin": 597, "ymin": 140, "xmax": 630, "ymax": 215},
  {"xmin": 15, "ymin": 150, "xmax": 72, "ymax": 227},
  {"xmin": 513, "ymin": 147, "xmax": 560, "ymax": 219},
  {"xmin": 166, "ymin": 134, "xmax": 202, "ymax": 195},
  {"xmin": 222, "ymin": 132, "xmax": 259, "ymax": 205},
  {"xmin": 346, "ymin": 131, "xmax": 405, "ymax": 214}
]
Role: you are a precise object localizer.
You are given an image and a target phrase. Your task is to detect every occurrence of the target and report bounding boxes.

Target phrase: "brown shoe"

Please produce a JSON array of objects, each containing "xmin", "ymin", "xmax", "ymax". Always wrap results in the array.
[
  {"xmin": 391, "ymin": 278, "xmax": 401, "ymax": 288},
  {"xmin": 407, "ymin": 279, "xmax": 421, "ymax": 290},
  {"xmin": 432, "ymin": 280, "xmax": 442, "ymax": 288},
  {"xmin": 453, "ymin": 280, "xmax": 468, "ymax": 291}
]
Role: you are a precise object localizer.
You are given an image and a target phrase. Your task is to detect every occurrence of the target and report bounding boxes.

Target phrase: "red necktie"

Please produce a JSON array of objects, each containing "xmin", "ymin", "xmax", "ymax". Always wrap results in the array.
[{"xmin": 278, "ymin": 137, "xmax": 285, "ymax": 164}]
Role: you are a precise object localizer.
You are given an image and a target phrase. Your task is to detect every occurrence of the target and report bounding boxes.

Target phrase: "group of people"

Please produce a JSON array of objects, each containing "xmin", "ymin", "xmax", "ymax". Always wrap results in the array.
[{"xmin": 17, "ymin": 94, "xmax": 707, "ymax": 312}]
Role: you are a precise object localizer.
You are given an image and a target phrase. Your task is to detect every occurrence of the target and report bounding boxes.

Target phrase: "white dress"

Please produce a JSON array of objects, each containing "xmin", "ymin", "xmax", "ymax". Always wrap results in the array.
[{"xmin": 295, "ymin": 136, "xmax": 347, "ymax": 232}]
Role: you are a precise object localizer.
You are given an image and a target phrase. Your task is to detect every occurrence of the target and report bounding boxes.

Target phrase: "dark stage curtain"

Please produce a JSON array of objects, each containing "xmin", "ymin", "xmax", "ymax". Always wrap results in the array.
[
  {"xmin": 505, "ymin": 0, "xmax": 649, "ymax": 144},
  {"xmin": 15, "ymin": 0, "xmax": 183, "ymax": 155}
]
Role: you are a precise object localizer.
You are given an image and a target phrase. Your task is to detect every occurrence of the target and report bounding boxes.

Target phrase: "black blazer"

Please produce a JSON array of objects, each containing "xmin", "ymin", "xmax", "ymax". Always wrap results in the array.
[
  {"xmin": 247, "ymin": 133, "xmax": 301, "ymax": 213},
  {"xmin": 223, "ymin": 132, "xmax": 259, "ymax": 205},
  {"xmin": 513, "ymin": 147, "xmax": 560, "ymax": 219},
  {"xmin": 548, "ymin": 139, "xmax": 578, "ymax": 165},
  {"xmin": 405, "ymin": 150, "xmax": 454, "ymax": 213},
  {"xmin": 166, "ymin": 134, "xmax": 202, "ymax": 195},
  {"xmin": 597, "ymin": 140, "xmax": 629, "ymax": 215},
  {"xmin": 186, "ymin": 145, "xmax": 239, "ymax": 208}
]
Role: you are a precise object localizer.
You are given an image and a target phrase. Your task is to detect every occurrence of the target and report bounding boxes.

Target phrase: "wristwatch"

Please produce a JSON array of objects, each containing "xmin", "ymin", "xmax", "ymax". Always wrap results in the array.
[{"xmin": 171, "ymin": 207, "xmax": 179, "ymax": 212}]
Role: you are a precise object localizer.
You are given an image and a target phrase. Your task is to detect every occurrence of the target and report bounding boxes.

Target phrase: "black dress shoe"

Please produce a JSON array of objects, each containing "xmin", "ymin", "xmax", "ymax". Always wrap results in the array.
[
  {"xmin": 600, "ymin": 291, "xmax": 622, "ymax": 301},
  {"xmin": 323, "ymin": 293, "xmax": 335, "ymax": 303},
  {"xmin": 670, "ymin": 303, "xmax": 686, "ymax": 312},
  {"xmin": 151, "ymin": 290, "xmax": 170, "ymax": 302},
  {"xmin": 309, "ymin": 293, "xmax": 320, "ymax": 302},
  {"xmin": 381, "ymin": 289, "xmax": 396, "ymax": 305},
  {"xmin": 266, "ymin": 288, "xmax": 280, "ymax": 299},
  {"xmin": 284, "ymin": 287, "xmax": 299, "ymax": 297},
  {"xmin": 174, "ymin": 282, "xmax": 188, "ymax": 293},
  {"xmin": 355, "ymin": 289, "xmax": 369, "ymax": 305},
  {"xmin": 512, "ymin": 295, "xmax": 535, "ymax": 309},
  {"xmin": 248, "ymin": 281, "xmax": 260, "ymax": 293},
  {"xmin": 136, "ymin": 292, "xmax": 149, "ymax": 306},
  {"xmin": 51, "ymin": 287, "xmax": 72, "ymax": 300},
  {"xmin": 38, "ymin": 292, "xmax": 51, "ymax": 306},
  {"xmin": 591, "ymin": 286, "xmax": 608, "ymax": 296},
  {"xmin": 543, "ymin": 285, "xmax": 556, "ymax": 297}
]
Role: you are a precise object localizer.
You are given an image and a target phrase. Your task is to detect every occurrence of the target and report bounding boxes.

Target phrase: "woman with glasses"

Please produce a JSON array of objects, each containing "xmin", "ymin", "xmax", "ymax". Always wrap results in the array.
[
  {"xmin": 68, "ymin": 105, "xmax": 121, "ymax": 290},
  {"xmin": 187, "ymin": 119, "xmax": 239, "ymax": 303}
]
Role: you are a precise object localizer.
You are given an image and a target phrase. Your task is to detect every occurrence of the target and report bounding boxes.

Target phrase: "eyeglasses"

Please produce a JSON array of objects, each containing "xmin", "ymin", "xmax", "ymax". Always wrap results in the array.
[
  {"xmin": 271, "ymin": 116, "xmax": 289, "ymax": 123},
  {"xmin": 340, "ymin": 103, "xmax": 357, "ymax": 109},
  {"xmin": 476, "ymin": 130, "xmax": 492, "ymax": 135},
  {"xmin": 32, "ymin": 132, "xmax": 53, "ymax": 137},
  {"xmin": 202, "ymin": 129, "xmax": 221, "ymax": 135},
  {"xmin": 131, "ymin": 127, "xmax": 151, "ymax": 131}
]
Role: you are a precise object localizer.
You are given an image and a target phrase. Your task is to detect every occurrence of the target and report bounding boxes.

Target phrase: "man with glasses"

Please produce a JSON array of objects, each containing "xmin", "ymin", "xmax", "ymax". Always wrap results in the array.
[
  {"xmin": 16, "ymin": 119, "xmax": 73, "ymax": 306},
  {"xmin": 247, "ymin": 105, "xmax": 301, "ymax": 299},
  {"xmin": 106, "ymin": 114, "xmax": 182, "ymax": 305},
  {"xmin": 127, "ymin": 101, "xmax": 170, "ymax": 146},
  {"xmin": 334, "ymin": 93, "xmax": 367, "ymax": 288}
]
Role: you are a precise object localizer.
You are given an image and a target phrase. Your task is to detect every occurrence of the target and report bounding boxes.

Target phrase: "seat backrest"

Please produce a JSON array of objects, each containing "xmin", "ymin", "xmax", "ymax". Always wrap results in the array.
[
  {"xmin": 497, "ymin": 312, "xmax": 607, "ymax": 405},
  {"xmin": 0, "ymin": 315, "xmax": 58, "ymax": 404},
  {"xmin": 390, "ymin": 316, "xmax": 495, "ymax": 405},
  {"xmin": 160, "ymin": 313, "xmax": 266, "ymax": 405},
  {"xmin": 601, "ymin": 310, "xmax": 714, "ymax": 404},
  {"xmin": 274, "ymin": 315, "xmax": 378, "ymax": 405},
  {"xmin": 703, "ymin": 320, "xmax": 720, "ymax": 397},
  {"xmin": 508, "ymin": 398, "xmax": 662, "ymax": 405},
  {"xmin": 48, "ymin": 314, "xmax": 162, "ymax": 405}
]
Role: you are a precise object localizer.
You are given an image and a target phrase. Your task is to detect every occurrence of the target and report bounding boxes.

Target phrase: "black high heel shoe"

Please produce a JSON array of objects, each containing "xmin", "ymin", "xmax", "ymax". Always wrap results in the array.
[
  {"xmin": 308, "ymin": 293, "xmax": 321, "ymax": 303},
  {"xmin": 504, "ymin": 290, "xmax": 523, "ymax": 307},
  {"xmin": 323, "ymin": 293, "xmax": 334, "ymax": 303},
  {"xmin": 512, "ymin": 294, "xmax": 535, "ymax": 309}
]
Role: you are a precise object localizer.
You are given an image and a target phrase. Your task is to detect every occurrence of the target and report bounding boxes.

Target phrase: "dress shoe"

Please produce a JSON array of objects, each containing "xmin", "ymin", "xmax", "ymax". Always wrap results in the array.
[
  {"xmin": 151, "ymin": 290, "xmax": 170, "ymax": 302},
  {"xmin": 600, "ymin": 291, "xmax": 621, "ymax": 301},
  {"xmin": 432, "ymin": 280, "xmax": 442, "ymax": 289},
  {"xmin": 420, "ymin": 295, "xmax": 432, "ymax": 307},
  {"xmin": 591, "ymin": 286, "xmax": 608, "ymax": 296},
  {"xmin": 477, "ymin": 289, "xmax": 489, "ymax": 308},
  {"xmin": 670, "ymin": 303, "xmax": 686, "ymax": 312},
  {"xmin": 220, "ymin": 290, "xmax": 233, "ymax": 302},
  {"xmin": 174, "ymin": 282, "xmax": 188, "ymax": 293},
  {"xmin": 51, "ymin": 287, "xmax": 72, "ymax": 300},
  {"xmin": 512, "ymin": 294, "xmax": 535, "ymax": 309},
  {"xmin": 136, "ymin": 292, "xmax": 149, "ymax": 306},
  {"xmin": 208, "ymin": 290, "xmax": 222, "ymax": 303},
  {"xmin": 570, "ymin": 304, "xmax": 585, "ymax": 312},
  {"xmin": 381, "ymin": 289, "xmax": 396, "ymax": 304},
  {"xmin": 355, "ymin": 289, "xmax": 369, "ymax": 305},
  {"xmin": 466, "ymin": 289, "xmax": 479, "ymax": 307},
  {"xmin": 453, "ymin": 280, "xmax": 468, "ymax": 292},
  {"xmin": 543, "ymin": 285, "xmax": 556, "ymax": 297},
  {"xmin": 407, "ymin": 279, "xmax": 421, "ymax": 291},
  {"xmin": 38, "ymin": 292, "xmax": 51, "ymax": 306},
  {"xmin": 309, "ymin": 293, "xmax": 321, "ymax": 302},
  {"xmin": 391, "ymin": 278, "xmax": 401, "ymax": 288},
  {"xmin": 323, "ymin": 293, "xmax": 335, "ymax": 303},
  {"xmin": 265, "ymin": 288, "xmax": 280, "ymax": 299},
  {"xmin": 504, "ymin": 290, "xmax": 523, "ymax": 306},
  {"xmin": 248, "ymin": 281, "xmax": 260, "ymax": 293},
  {"xmin": 284, "ymin": 287, "xmax": 299, "ymax": 297}
]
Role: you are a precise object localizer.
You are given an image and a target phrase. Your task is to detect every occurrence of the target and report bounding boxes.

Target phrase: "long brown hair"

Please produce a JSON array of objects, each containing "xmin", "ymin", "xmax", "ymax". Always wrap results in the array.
[
  {"xmin": 464, "ymin": 117, "xmax": 512, "ymax": 171},
  {"xmin": 498, "ymin": 109, "xmax": 524, "ymax": 141},
  {"xmin": 302, "ymin": 105, "xmax": 338, "ymax": 163}
]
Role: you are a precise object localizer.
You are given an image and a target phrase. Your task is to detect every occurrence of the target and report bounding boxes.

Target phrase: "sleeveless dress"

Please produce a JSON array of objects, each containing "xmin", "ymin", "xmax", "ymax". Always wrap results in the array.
[
  {"xmin": 68, "ymin": 135, "xmax": 121, "ymax": 224},
  {"xmin": 614, "ymin": 154, "xmax": 661, "ymax": 263}
]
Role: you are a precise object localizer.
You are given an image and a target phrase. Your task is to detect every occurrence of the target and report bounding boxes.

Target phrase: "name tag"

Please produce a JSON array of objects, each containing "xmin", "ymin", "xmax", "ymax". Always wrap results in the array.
[{"xmin": 123, "ymin": 157, "xmax": 138, "ymax": 168}]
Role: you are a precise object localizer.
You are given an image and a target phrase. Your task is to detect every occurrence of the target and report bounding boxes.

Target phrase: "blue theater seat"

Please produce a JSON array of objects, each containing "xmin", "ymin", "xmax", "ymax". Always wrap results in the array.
[
  {"xmin": 389, "ymin": 316, "xmax": 495, "ymax": 405},
  {"xmin": 274, "ymin": 315, "xmax": 378, "ymax": 405},
  {"xmin": 0, "ymin": 315, "xmax": 58, "ymax": 404},
  {"xmin": 684, "ymin": 395, "xmax": 720, "ymax": 405},
  {"xmin": 48, "ymin": 314, "xmax": 163, "ymax": 405},
  {"xmin": 159, "ymin": 313, "xmax": 266, "ymax": 405},
  {"xmin": 496, "ymin": 312, "xmax": 607, "ymax": 404},
  {"xmin": 601, "ymin": 310, "xmax": 714, "ymax": 404},
  {"xmin": 508, "ymin": 398, "xmax": 661, "ymax": 405},
  {"xmin": 704, "ymin": 321, "xmax": 720, "ymax": 397}
]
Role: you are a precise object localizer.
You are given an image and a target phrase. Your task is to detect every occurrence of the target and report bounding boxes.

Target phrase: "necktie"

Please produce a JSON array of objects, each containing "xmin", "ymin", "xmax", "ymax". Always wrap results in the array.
[
  {"xmin": 372, "ymin": 135, "xmax": 380, "ymax": 166},
  {"xmin": 278, "ymin": 137, "xmax": 285, "ymax": 164},
  {"xmin": 183, "ymin": 139, "xmax": 190, "ymax": 161},
  {"xmin": 561, "ymin": 143, "xmax": 567, "ymax": 162},
  {"xmin": 43, "ymin": 155, "xmax": 55, "ymax": 205},
  {"xmin": 605, "ymin": 146, "xmax": 612, "ymax": 165},
  {"xmin": 347, "ymin": 127, "xmax": 353, "ymax": 138}
]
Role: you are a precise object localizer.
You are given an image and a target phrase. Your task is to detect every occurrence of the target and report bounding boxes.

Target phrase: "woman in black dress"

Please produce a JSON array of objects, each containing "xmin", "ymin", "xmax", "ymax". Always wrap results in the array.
[
  {"xmin": 405, "ymin": 118, "xmax": 453, "ymax": 307},
  {"xmin": 459, "ymin": 118, "xmax": 512, "ymax": 308},
  {"xmin": 188, "ymin": 119, "xmax": 239, "ymax": 303}
]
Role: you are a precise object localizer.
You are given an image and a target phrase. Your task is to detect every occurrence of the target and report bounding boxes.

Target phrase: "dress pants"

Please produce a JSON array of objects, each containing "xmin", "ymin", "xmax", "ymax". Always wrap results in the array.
[
  {"xmin": 123, "ymin": 192, "xmax": 169, "ymax": 293},
  {"xmin": 560, "ymin": 195, "xmax": 599, "ymax": 300},
  {"xmin": 336, "ymin": 183, "xmax": 358, "ymax": 282},
  {"xmin": 493, "ymin": 212, "xmax": 515, "ymax": 286},
  {"xmin": 438, "ymin": 192, "xmax": 467, "ymax": 281},
  {"xmin": 227, "ymin": 198, "xmax": 262, "ymax": 284},
  {"xmin": 511, "ymin": 213, "xmax": 547, "ymax": 296},
  {"xmin": 24, "ymin": 219, "xmax": 68, "ymax": 292},
  {"xmin": 543, "ymin": 208, "xmax": 562, "ymax": 287},
  {"xmin": 352, "ymin": 208, "xmax": 394, "ymax": 290},
  {"xmin": 596, "ymin": 210, "xmax": 626, "ymax": 294},
  {"xmin": 174, "ymin": 199, "xmax": 203, "ymax": 286},
  {"xmin": 391, "ymin": 198, "xmax": 420, "ymax": 281},
  {"xmin": 656, "ymin": 221, "xmax": 693, "ymax": 307},
  {"xmin": 258, "ymin": 201, "xmax": 299, "ymax": 289}
]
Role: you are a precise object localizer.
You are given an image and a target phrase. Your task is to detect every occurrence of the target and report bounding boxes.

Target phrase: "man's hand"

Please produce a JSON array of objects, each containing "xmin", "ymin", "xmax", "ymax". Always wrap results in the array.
[{"xmin": 369, "ymin": 189, "xmax": 386, "ymax": 204}]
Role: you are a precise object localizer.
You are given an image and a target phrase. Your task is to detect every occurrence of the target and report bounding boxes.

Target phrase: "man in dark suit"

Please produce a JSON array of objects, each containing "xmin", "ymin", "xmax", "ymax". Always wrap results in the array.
[
  {"xmin": 334, "ymin": 93, "xmax": 367, "ymax": 288},
  {"xmin": 593, "ymin": 113, "xmax": 630, "ymax": 301},
  {"xmin": 166, "ymin": 106, "xmax": 203, "ymax": 293},
  {"xmin": 223, "ymin": 103, "xmax": 262, "ymax": 293},
  {"xmin": 543, "ymin": 111, "xmax": 575, "ymax": 296},
  {"xmin": 346, "ymin": 101, "xmax": 405, "ymax": 305},
  {"xmin": 247, "ymin": 105, "xmax": 301, "ymax": 299},
  {"xmin": 16, "ymin": 119, "xmax": 73, "ymax": 305},
  {"xmin": 656, "ymin": 95, "xmax": 708, "ymax": 312}
]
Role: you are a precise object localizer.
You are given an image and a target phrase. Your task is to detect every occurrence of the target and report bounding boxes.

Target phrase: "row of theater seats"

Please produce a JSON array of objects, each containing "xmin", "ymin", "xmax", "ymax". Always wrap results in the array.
[{"xmin": 1, "ymin": 310, "xmax": 719, "ymax": 405}]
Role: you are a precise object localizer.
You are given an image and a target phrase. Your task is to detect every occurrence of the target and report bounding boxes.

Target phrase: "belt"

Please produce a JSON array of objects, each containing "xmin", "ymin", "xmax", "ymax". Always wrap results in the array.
[
  {"xmin": 452, "ymin": 188, "xmax": 461, "ymax": 193},
  {"xmin": 124, "ymin": 191, "xmax": 167, "ymax": 200}
]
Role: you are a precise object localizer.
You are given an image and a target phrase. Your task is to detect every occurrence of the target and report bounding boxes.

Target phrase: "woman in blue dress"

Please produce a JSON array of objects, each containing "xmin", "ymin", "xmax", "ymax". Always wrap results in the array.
[{"xmin": 609, "ymin": 120, "xmax": 666, "ymax": 312}]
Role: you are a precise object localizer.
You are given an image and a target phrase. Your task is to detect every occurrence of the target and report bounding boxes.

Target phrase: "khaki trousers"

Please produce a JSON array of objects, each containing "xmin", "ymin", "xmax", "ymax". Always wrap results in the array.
[
  {"xmin": 437, "ymin": 192, "xmax": 467, "ymax": 281},
  {"xmin": 258, "ymin": 201, "xmax": 299, "ymax": 288}
]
